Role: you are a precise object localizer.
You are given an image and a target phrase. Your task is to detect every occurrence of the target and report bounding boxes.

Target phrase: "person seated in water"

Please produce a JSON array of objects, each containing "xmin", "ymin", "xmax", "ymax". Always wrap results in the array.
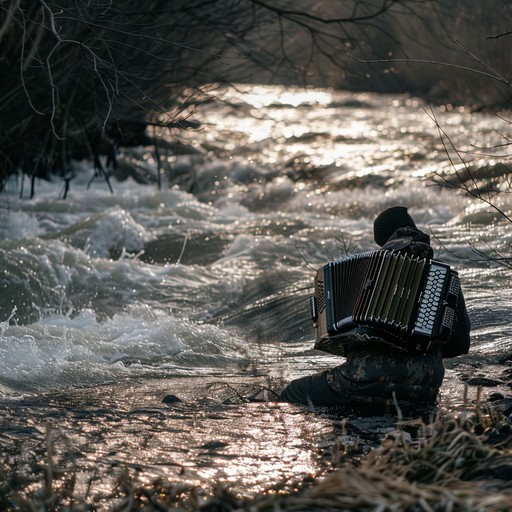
[{"xmin": 281, "ymin": 206, "xmax": 471, "ymax": 410}]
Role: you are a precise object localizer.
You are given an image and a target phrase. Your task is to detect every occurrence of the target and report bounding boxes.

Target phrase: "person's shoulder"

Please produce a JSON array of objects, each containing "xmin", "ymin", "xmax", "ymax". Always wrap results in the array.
[{"xmin": 381, "ymin": 227, "xmax": 433, "ymax": 259}]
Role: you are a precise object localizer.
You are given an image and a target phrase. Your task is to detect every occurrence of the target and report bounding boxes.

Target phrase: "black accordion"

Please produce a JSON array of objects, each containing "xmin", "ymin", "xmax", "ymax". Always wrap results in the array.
[{"xmin": 309, "ymin": 250, "xmax": 461, "ymax": 354}]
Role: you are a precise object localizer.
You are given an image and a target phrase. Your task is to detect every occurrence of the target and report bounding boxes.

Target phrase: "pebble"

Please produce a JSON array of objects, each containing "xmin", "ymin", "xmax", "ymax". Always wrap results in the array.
[{"xmin": 162, "ymin": 394, "xmax": 183, "ymax": 404}]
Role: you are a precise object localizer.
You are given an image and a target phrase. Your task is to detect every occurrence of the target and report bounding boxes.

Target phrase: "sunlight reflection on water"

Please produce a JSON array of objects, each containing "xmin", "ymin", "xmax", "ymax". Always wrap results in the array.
[
  {"xmin": 1, "ymin": 380, "xmax": 334, "ymax": 497},
  {"xmin": 1, "ymin": 83, "xmax": 511, "ymax": 501}
]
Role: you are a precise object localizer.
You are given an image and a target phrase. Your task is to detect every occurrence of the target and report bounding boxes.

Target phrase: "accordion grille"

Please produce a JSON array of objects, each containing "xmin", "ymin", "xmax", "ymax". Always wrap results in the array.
[
  {"xmin": 325, "ymin": 251, "xmax": 427, "ymax": 337},
  {"xmin": 313, "ymin": 250, "xmax": 459, "ymax": 352},
  {"xmin": 327, "ymin": 251, "xmax": 375, "ymax": 332},
  {"xmin": 316, "ymin": 281, "xmax": 326, "ymax": 313},
  {"xmin": 353, "ymin": 251, "xmax": 426, "ymax": 334}
]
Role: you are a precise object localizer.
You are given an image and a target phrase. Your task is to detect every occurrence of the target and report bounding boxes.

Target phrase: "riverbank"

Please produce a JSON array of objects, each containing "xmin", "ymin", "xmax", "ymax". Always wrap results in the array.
[{"xmin": 1, "ymin": 371, "xmax": 511, "ymax": 511}]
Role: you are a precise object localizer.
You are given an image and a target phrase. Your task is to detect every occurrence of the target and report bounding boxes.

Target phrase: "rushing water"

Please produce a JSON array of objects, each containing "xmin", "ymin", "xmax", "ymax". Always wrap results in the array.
[{"xmin": 1, "ymin": 84, "xmax": 511, "ymax": 499}]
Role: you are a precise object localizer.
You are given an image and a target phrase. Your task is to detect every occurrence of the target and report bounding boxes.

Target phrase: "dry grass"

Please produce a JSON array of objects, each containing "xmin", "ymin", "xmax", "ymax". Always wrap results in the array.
[{"xmin": 245, "ymin": 404, "xmax": 512, "ymax": 512}]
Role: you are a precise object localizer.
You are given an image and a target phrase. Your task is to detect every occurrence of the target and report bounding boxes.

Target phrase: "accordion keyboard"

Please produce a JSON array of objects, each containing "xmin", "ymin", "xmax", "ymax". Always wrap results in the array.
[{"xmin": 413, "ymin": 262, "xmax": 448, "ymax": 337}]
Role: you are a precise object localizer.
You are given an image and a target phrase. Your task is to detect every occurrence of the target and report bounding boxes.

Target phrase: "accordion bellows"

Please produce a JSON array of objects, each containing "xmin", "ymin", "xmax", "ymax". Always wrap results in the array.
[{"xmin": 309, "ymin": 250, "xmax": 461, "ymax": 354}]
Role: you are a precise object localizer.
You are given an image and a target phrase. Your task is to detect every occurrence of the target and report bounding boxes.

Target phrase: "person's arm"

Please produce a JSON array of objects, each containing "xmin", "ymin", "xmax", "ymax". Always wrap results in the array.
[{"xmin": 442, "ymin": 291, "xmax": 471, "ymax": 358}]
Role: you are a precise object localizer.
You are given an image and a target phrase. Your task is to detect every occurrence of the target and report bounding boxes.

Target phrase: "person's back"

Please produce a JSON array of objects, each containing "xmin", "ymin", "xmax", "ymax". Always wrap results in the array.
[{"xmin": 281, "ymin": 206, "xmax": 471, "ymax": 409}]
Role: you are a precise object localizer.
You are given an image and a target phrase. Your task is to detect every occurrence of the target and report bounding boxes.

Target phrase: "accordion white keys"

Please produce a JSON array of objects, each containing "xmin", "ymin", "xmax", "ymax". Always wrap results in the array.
[{"xmin": 309, "ymin": 250, "xmax": 461, "ymax": 354}]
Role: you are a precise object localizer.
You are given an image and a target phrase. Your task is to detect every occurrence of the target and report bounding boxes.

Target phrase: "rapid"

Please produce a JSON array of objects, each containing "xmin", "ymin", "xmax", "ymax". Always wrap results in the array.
[{"xmin": 1, "ymin": 84, "xmax": 511, "ymax": 498}]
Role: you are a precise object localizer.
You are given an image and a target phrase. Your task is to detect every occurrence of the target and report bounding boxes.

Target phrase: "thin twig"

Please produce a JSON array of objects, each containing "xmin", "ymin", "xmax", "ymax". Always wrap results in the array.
[
  {"xmin": 424, "ymin": 106, "xmax": 512, "ymax": 224},
  {"xmin": 346, "ymin": 52, "xmax": 512, "ymax": 87}
]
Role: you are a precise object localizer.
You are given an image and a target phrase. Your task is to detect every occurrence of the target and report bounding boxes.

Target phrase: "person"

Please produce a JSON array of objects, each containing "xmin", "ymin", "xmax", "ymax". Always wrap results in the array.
[{"xmin": 281, "ymin": 206, "xmax": 471, "ymax": 411}]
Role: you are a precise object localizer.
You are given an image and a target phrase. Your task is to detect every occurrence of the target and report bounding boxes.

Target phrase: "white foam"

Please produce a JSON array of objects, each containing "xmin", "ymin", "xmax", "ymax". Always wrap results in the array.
[
  {"xmin": 0, "ymin": 211, "xmax": 41, "ymax": 240},
  {"xmin": 85, "ymin": 208, "xmax": 149, "ymax": 258},
  {"xmin": 0, "ymin": 306, "xmax": 249, "ymax": 392}
]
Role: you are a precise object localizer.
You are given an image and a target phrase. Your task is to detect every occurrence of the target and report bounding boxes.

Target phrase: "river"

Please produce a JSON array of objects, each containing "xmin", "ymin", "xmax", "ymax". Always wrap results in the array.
[{"xmin": 0, "ymin": 84, "xmax": 511, "ymax": 504}]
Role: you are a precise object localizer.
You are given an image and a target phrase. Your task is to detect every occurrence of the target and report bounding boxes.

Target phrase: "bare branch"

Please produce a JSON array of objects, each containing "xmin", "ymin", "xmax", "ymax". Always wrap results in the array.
[
  {"xmin": 432, "ymin": 232, "xmax": 512, "ymax": 269},
  {"xmin": 346, "ymin": 52, "xmax": 512, "ymax": 87},
  {"xmin": 424, "ymin": 106, "xmax": 512, "ymax": 225},
  {"xmin": 450, "ymin": 37, "xmax": 510, "ymax": 86},
  {"xmin": 487, "ymin": 30, "xmax": 512, "ymax": 40},
  {"xmin": 0, "ymin": 0, "xmax": 20, "ymax": 44}
]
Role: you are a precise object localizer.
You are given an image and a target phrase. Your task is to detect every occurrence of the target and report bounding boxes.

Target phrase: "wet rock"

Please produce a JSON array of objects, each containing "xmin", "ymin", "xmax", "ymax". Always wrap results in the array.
[
  {"xmin": 499, "ymin": 424, "xmax": 512, "ymax": 436},
  {"xmin": 504, "ymin": 402, "xmax": 512, "ymax": 416},
  {"xmin": 199, "ymin": 440, "xmax": 229, "ymax": 450},
  {"xmin": 465, "ymin": 377, "xmax": 503, "ymax": 387},
  {"xmin": 162, "ymin": 394, "xmax": 182, "ymax": 404}
]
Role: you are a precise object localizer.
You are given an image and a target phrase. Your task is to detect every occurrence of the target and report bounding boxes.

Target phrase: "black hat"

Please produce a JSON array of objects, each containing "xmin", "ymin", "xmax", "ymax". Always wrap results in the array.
[{"xmin": 373, "ymin": 206, "xmax": 417, "ymax": 246}]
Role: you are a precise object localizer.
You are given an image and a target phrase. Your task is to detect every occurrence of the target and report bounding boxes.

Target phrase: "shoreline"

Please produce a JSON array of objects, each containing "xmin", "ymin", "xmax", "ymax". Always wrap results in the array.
[{"xmin": 1, "ymin": 372, "xmax": 511, "ymax": 510}]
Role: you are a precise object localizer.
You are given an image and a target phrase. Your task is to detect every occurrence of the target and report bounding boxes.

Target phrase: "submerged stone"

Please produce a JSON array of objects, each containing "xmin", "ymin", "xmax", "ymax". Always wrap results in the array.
[
  {"xmin": 465, "ymin": 377, "xmax": 503, "ymax": 387},
  {"xmin": 162, "ymin": 394, "xmax": 183, "ymax": 404}
]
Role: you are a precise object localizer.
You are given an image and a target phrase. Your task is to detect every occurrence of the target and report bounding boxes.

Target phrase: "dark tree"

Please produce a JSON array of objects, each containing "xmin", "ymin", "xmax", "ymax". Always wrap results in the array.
[{"xmin": 0, "ymin": 0, "xmax": 510, "ymax": 194}]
